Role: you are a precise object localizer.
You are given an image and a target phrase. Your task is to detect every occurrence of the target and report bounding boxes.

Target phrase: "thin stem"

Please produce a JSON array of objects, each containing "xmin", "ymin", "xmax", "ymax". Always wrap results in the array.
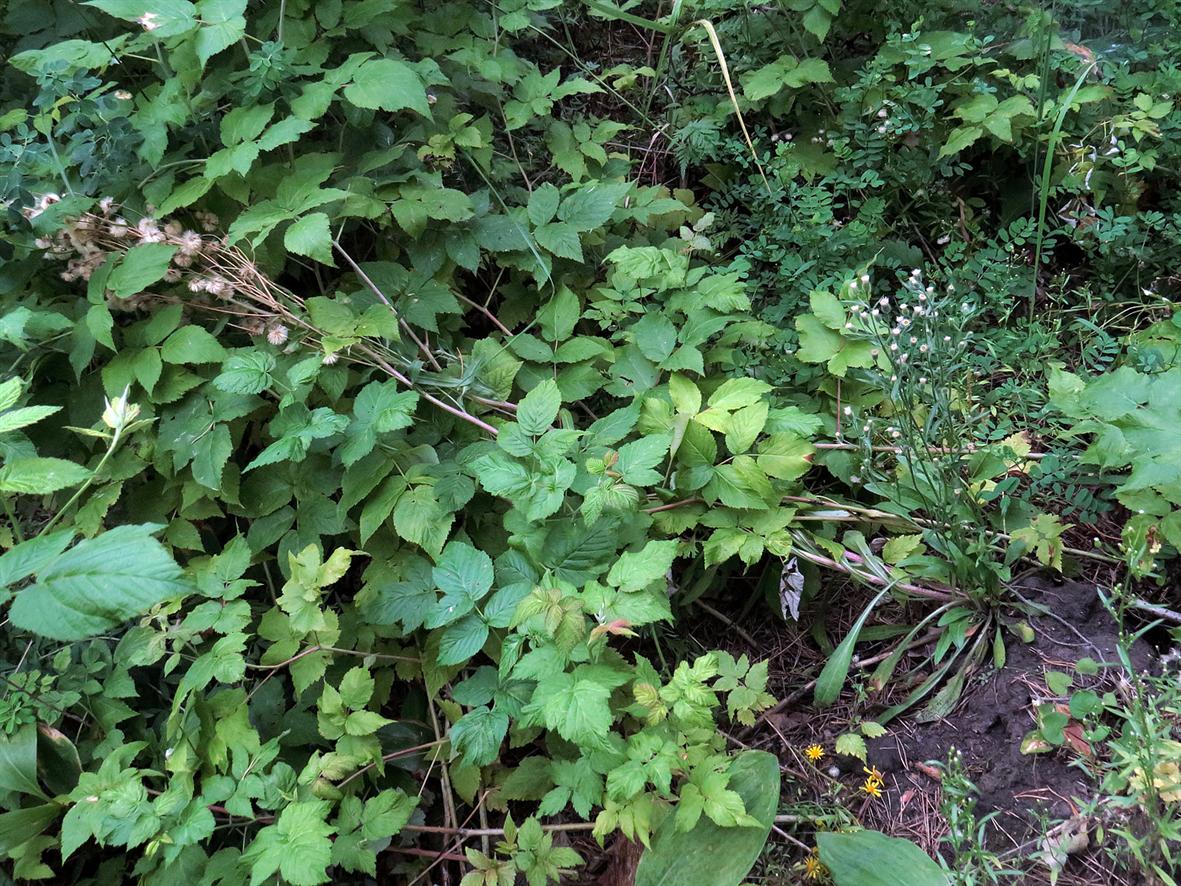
[{"xmin": 39, "ymin": 429, "xmax": 120, "ymax": 536}]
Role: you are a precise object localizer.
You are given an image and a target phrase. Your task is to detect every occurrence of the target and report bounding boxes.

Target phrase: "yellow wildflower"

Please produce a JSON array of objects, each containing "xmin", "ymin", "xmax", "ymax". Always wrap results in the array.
[
  {"xmin": 805, "ymin": 743, "xmax": 826, "ymax": 763},
  {"xmin": 861, "ymin": 776, "xmax": 883, "ymax": 798},
  {"xmin": 803, "ymin": 850, "xmax": 828, "ymax": 881},
  {"xmin": 862, "ymin": 765, "xmax": 884, "ymax": 786}
]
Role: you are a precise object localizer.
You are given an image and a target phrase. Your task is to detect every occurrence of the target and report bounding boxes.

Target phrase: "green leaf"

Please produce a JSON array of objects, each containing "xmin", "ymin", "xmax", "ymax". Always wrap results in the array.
[
  {"xmin": 938, "ymin": 124, "xmax": 984, "ymax": 158},
  {"xmin": 85, "ymin": 0, "xmax": 197, "ymax": 37},
  {"xmin": 214, "ymin": 351, "xmax": 275, "ymax": 394},
  {"xmin": 160, "ymin": 325, "xmax": 228, "ymax": 364},
  {"xmin": 809, "ymin": 290, "xmax": 845, "ymax": 330},
  {"xmin": 194, "ymin": 0, "xmax": 246, "ymax": 68},
  {"xmin": 834, "ymin": 732, "xmax": 866, "ymax": 761},
  {"xmin": 557, "ymin": 181, "xmax": 630, "ymax": 231},
  {"xmin": 527, "ymin": 184, "xmax": 561, "ymax": 226},
  {"xmin": 285, "ymin": 212, "xmax": 336, "ymax": 266},
  {"xmin": 107, "ymin": 244, "xmax": 178, "ymax": 299},
  {"xmin": 814, "ymin": 589, "xmax": 888, "ymax": 707},
  {"xmin": 430, "ymin": 541, "xmax": 494, "ymax": 625},
  {"xmin": 707, "ymin": 378, "xmax": 771, "ymax": 411},
  {"xmin": 517, "ymin": 379, "xmax": 562, "ymax": 435},
  {"xmin": 9, "ymin": 525, "xmax": 191, "ymax": 641},
  {"xmin": 0, "ymin": 804, "xmax": 59, "ymax": 854},
  {"xmin": 437, "ymin": 614, "xmax": 489, "ymax": 665},
  {"xmin": 635, "ymin": 752, "xmax": 778, "ymax": 886},
  {"xmin": 451, "ymin": 707, "xmax": 509, "ymax": 767},
  {"xmin": 243, "ymin": 800, "xmax": 336, "ymax": 886},
  {"xmin": 0, "ymin": 458, "xmax": 91, "ymax": 494},
  {"xmin": 0, "ymin": 726, "xmax": 45, "ymax": 799},
  {"xmin": 0, "ymin": 404, "xmax": 59, "ymax": 436},
  {"xmin": 615, "ymin": 434, "xmax": 670, "ymax": 486},
  {"xmin": 607, "ymin": 540, "xmax": 678, "ymax": 592},
  {"xmin": 633, "ymin": 313, "xmax": 678, "ymax": 363},
  {"xmin": 523, "ymin": 671, "xmax": 613, "ymax": 748},
  {"xmin": 535, "ymin": 222, "xmax": 583, "ymax": 261},
  {"xmin": 343, "ymin": 59, "xmax": 431, "ymax": 116},
  {"xmin": 361, "ymin": 789, "xmax": 417, "ymax": 840},
  {"xmin": 817, "ymin": 830, "xmax": 949, "ymax": 886},
  {"xmin": 0, "ymin": 531, "xmax": 72, "ymax": 588}
]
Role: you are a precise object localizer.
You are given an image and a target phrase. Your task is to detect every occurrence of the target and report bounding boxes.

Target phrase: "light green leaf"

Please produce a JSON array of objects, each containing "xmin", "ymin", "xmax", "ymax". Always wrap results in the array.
[
  {"xmin": 0, "ymin": 458, "xmax": 91, "ymax": 494},
  {"xmin": 107, "ymin": 243, "xmax": 178, "ymax": 299},
  {"xmin": 818, "ymin": 830, "xmax": 948, "ymax": 886},
  {"xmin": 194, "ymin": 0, "xmax": 246, "ymax": 68},
  {"xmin": 343, "ymin": 59, "xmax": 430, "ymax": 116},
  {"xmin": 607, "ymin": 540, "xmax": 678, "ymax": 592},
  {"xmin": 517, "ymin": 379, "xmax": 562, "ymax": 435},
  {"xmin": 0, "ymin": 404, "xmax": 58, "ymax": 435},
  {"xmin": 938, "ymin": 124, "xmax": 984, "ymax": 158},
  {"xmin": 451, "ymin": 707, "xmax": 509, "ymax": 767},
  {"xmin": 85, "ymin": 0, "xmax": 196, "ymax": 37},
  {"xmin": 9, "ymin": 525, "xmax": 191, "ymax": 641},
  {"xmin": 160, "ymin": 325, "xmax": 228, "ymax": 364},
  {"xmin": 285, "ymin": 213, "xmax": 336, "ymax": 266}
]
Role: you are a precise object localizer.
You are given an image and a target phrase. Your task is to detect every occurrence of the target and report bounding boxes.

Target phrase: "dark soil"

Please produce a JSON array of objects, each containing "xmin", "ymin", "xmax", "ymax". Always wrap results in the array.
[{"xmin": 866, "ymin": 576, "xmax": 1156, "ymax": 854}]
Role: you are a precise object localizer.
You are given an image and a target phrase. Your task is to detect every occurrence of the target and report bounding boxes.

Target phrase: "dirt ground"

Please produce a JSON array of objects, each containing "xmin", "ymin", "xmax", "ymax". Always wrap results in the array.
[{"xmin": 862, "ymin": 577, "xmax": 1156, "ymax": 883}]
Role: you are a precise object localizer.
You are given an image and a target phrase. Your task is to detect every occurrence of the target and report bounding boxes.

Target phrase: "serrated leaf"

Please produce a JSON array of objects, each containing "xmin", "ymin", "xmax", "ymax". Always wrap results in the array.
[
  {"xmin": 517, "ymin": 379, "xmax": 562, "ymax": 435},
  {"xmin": 285, "ymin": 212, "xmax": 336, "ymax": 266},
  {"xmin": 0, "ymin": 457, "xmax": 91, "ymax": 494},
  {"xmin": 9, "ymin": 525, "xmax": 190, "ymax": 640},
  {"xmin": 343, "ymin": 58, "xmax": 430, "ymax": 116},
  {"xmin": 834, "ymin": 732, "xmax": 867, "ymax": 761}
]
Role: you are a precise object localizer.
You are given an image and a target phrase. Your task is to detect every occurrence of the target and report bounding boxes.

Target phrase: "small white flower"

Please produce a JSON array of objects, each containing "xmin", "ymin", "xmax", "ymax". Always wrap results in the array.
[
  {"xmin": 843, "ymin": 405, "xmax": 853, "ymax": 416},
  {"xmin": 850, "ymin": 475, "xmax": 861, "ymax": 483},
  {"xmin": 879, "ymin": 296, "xmax": 889, "ymax": 307},
  {"xmin": 114, "ymin": 89, "xmax": 132, "ymax": 101},
  {"xmin": 850, "ymin": 280, "xmax": 858, "ymax": 289},
  {"xmin": 919, "ymin": 376, "xmax": 928, "ymax": 384},
  {"xmin": 861, "ymin": 274, "xmax": 870, "ymax": 283},
  {"xmin": 164, "ymin": 747, "xmax": 174, "ymax": 760},
  {"xmin": 322, "ymin": 351, "xmax": 340, "ymax": 366},
  {"xmin": 871, "ymin": 308, "xmax": 880, "ymax": 317}
]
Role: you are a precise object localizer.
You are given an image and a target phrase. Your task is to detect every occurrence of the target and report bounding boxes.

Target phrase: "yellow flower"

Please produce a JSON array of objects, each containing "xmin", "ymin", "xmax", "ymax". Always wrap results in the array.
[
  {"xmin": 803, "ymin": 850, "xmax": 828, "ymax": 881},
  {"xmin": 863, "ymin": 765, "xmax": 884, "ymax": 786},
  {"xmin": 861, "ymin": 776, "xmax": 883, "ymax": 798},
  {"xmin": 805, "ymin": 744, "xmax": 826, "ymax": 763}
]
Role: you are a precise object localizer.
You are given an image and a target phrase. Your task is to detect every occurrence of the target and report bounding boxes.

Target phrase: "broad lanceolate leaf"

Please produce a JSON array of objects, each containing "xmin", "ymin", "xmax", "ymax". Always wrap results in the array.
[
  {"xmin": 8, "ymin": 525, "xmax": 191, "ymax": 640},
  {"xmin": 817, "ymin": 830, "xmax": 949, "ymax": 886}
]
